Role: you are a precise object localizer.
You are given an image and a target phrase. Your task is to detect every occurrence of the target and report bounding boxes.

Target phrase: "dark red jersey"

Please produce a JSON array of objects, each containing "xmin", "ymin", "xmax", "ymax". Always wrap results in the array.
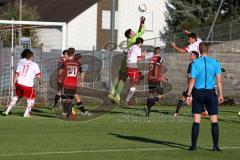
[
  {"xmin": 56, "ymin": 57, "xmax": 65, "ymax": 83},
  {"xmin": 57, "ymin": 57, "xmax": 65, "ymax": 70},
  {"xmin": 148, "ymin": 55, "xmax": 163, "ymax": 82},
  {"xmin": 60, "ymin": 59, "xmax": 82, "ymax": 89}
]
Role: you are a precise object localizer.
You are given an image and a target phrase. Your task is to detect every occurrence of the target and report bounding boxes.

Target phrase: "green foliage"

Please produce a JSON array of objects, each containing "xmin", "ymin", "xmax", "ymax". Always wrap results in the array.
[
  {"xmin": 1, "ymin": 1, "xmax": 40, "ymax": 21},
  {"xmin": 165, "ymin": 0, "xmax": 240, "ymax": 33},
  {"xmin": 0, "ymin": 2, "xmax": 40, "ymax": 47}
]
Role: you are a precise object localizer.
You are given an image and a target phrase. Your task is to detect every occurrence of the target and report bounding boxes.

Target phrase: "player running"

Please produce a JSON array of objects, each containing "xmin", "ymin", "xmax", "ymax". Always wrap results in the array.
[
  {"xmin": 3, "ymin": 50, "xmax": 44, "ymax": 117},
  {"xmin": 53, "ymin": 50, "xmax": 68, "ymax": 108},
  {"xmin": 108, "ymin": 16, "xmax": 145, "ymax": 105},
  {"xmin": 171, "ymin": 30, "xmax": 202, "ymax": 54},
  {"xmin": 145, "ymin": 47, "xmax": 168, "ymax": 117},
  {"xmin": 58, "ymin": 48, "xmax": 91, "ymax": 117},
  {"xmin": 125, "ymin": 37, "xmax": 145, "ymax": 106}
]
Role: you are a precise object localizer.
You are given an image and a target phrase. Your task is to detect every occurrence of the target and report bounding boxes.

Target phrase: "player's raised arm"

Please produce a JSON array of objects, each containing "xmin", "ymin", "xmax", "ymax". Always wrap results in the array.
[
  {"xmin": 171, "ymin": 42, "xmax": 187, "ymax": 53},
  {"xmin": 137, "ymin": 16, "xmax": 145, "ymax": 37}
]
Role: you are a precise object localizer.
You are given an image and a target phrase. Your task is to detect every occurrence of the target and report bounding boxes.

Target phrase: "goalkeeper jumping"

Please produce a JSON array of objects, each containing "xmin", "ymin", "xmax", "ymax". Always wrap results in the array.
[{"xmin": 108, "ymin": 16, "xmax": 145, "ymax": 105}]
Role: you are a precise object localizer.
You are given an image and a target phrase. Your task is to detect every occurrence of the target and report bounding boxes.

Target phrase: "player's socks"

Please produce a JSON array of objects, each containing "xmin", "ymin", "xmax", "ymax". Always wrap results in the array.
[
  {"xmin": 53, "ymin": 94, "xmax": 61, "ymax": 107},
  {"xmin": 175, "ymin": 99, "xmax": 184, "ymax": 114},
  {"xmin": 24, "ymin": 99, "xmax": 35, "ymax": 117},
  {"xmin": 77, "ymin": 101, "xmax": 86, "ymax": 112},
  {"xmin": 191, "ymin": 122, "xmax": 200, "ymax": 148},
  {"xmin": 4, "ymin": 96, "xmax": 18, "ymax": 115},
  {"xmin": 126, "ymin": 87, "xmax": 136, "ymax": 103},
  {"xmin": 211, "ymin": 123, "xmax": 219, "ymax": 149}
]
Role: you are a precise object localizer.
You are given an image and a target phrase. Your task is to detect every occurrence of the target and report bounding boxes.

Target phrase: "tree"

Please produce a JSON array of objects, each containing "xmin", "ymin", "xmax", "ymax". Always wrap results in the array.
[
  {"xmin": 165, "ymin": 0, "xmax": 240, "ymax": 33},
  {"xmin": 0, "ymin": 1, "xmax": 40, "ymax": 47},
  {"xmin": 1, "ymin": 1, "xmax": 40, "ymax": 20},
  {"xmin": 161, "ymin": 0, "xmax": 240, "ymax": 52}
]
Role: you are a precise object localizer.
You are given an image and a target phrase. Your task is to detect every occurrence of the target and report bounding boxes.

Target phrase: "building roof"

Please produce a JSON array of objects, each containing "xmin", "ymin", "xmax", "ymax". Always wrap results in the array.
[{"xmin": 0, "ymin": 0, "xmax": 99, "ymax": 22}]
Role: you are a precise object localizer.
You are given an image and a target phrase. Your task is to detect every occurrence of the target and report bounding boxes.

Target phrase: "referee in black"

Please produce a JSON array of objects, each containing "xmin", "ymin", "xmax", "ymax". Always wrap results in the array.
[{"xmin": 186, "ymin": 42, "xmax": 224, "ymax": 151}]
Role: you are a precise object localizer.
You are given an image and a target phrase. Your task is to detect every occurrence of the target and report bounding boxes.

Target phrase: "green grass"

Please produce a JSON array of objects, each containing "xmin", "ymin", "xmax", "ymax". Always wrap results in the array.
[{"xmin": 0, "ymin": 105, "xmax": 239, "ymax": 160}]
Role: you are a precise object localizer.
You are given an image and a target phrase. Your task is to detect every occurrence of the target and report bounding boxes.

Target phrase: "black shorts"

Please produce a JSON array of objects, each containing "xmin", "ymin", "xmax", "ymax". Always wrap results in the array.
[
  {"xmin": 192, "ymin": 89, "xmax": 218, "ymax": 115},
  {"xmin": 148, "ymin": 81, "xmax": 163, "ymax": 95},
  {"xmin": 62, "ymin": 88, "xmax": 76, "ymax": 100}
]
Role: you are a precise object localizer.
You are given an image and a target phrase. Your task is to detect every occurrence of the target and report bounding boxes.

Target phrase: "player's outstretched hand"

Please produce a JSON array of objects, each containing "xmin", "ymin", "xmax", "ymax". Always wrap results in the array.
[
  {"xmin": 218, "ymin": 96, "xmax": 224, "ymax": 104},
  {"xmin": 186, "ymin": 97, "xmax": 192, "ymax": 106}
]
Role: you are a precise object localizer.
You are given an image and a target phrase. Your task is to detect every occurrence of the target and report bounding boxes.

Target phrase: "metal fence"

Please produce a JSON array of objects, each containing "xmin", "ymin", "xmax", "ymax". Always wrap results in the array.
[{"xmin": 1, "ymin": 22, "xmax": 240, "ymax": 107}]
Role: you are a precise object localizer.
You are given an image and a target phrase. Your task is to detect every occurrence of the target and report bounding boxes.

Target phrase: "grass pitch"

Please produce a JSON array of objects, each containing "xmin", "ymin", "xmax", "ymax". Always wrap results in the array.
[{"xmin": 0, "ymin": 105, "xmax": 239, "ymax": 160}]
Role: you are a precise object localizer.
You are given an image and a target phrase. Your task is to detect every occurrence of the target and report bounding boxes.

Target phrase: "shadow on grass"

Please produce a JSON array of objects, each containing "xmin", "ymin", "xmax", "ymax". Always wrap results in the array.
[{"xmin": 108, "ymin": 133, "xmax": 189, "ymax": 150}]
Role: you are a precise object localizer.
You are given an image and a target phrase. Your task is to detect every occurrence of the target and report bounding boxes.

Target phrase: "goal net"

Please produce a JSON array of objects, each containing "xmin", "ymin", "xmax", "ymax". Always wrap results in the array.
[{"xmin": 0, "ymin": 20, "xmax": 66, "ymax": 107}]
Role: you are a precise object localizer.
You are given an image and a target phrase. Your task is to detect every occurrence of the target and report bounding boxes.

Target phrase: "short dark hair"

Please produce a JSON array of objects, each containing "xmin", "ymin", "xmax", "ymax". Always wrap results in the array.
[
  {"xmin": 26, "ymin": 51, "xmax": 33, "ymax": 60},
  {"xmin": 67, "ymin": 47, "xmax": 75, "ymax": 56},
  {"xmin": 124, "ymin": 29, "xmax": 131, "ymax": 38},
  {"xmin": 74, "ymin": 53, "xmax": 82, "ymax": 61},
  {"xmin": 62, "ymin": 50, "xmax": 68, "ymax": 56},
  {"xmin": 154, "ymin": 47, "xmax": 161, "ymax": 54},
  {"xmin": 21, "ymin": 49, "xmax": 31, "ymax": 58},
  {"xmin": 199, "ymin": 42, "xmax": 209, "ymax": 54},
  {"xmin": 135, "ymin": 37, "xmax": 144, "ymax": 45},
  {"xmin": 191, "ymin": 51, "xmax": 200, "ymax": 58},
  {"xmin": 188, "ymin": 33, "xmax": 197, "ymax": 41}
]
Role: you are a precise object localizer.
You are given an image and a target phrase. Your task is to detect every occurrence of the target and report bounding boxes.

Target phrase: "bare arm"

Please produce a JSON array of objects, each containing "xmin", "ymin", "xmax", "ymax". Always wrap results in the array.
[
  {"xmin": 171, "ymin": 42, "xmax": 187, "ymax": 53},
  {"xmin": 79, "ymin": 72, "xmax": 85, "ymax": 88},
  {"xmin": 216, "ymin": 74, "xmax": 224, "ymax": 104},
  {"xmin": 183, "ymin": 30, "xmax": 191, "ymax": 35},
  {"xmin": 37, "ymin": 74, "xmax": 44, "ymax": 87},
  {"xmin": 186, "ymin": 78, "xmax": 195, "ymax": 105}
]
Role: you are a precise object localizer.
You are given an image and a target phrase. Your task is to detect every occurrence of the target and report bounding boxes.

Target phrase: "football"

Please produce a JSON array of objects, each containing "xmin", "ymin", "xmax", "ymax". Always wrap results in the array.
[{"xmin": 139, "ymin": 4, "xmax": 147, "ymax": 12}]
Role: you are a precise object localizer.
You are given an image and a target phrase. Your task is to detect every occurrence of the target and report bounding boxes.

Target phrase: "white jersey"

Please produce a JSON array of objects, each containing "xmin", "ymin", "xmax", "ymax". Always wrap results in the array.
[
  {"xmin": 127, "ymin": 45, "xmax": 141, "ymax": 68},
  {"xmin": 16, "ymin": 58, "xmax": 27, "ymax": 68},
  {"xmin": 184, "ymin": 38, "xmax": 202, "ymax": 53},
  {"xmin": 16, "ymin": 60, "xmax": 41, "ymax": 87}
]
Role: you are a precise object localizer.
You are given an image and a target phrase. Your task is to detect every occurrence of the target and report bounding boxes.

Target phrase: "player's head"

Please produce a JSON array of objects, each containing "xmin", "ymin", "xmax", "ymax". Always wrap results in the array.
[
  {"xmin": 125, "ymin": 29, "xmax": 131, "ymax": 39},
  {"xmin": 21, "ymin": 49, "xmax": 31, "ymax": 58},
  {"xmin": 26, "ymin": 50, "xmax": 34, "ymax": 60},
  {"xmin": 124, "ymin": 29, "xmax": 136, "ymax": 39},
  {"xmin": 190, "ymin": 51, "xmax": 200, "ymax": 60},
  {"xmin": 199, "ymin": 42, "xmax": 209, "ymax": 54},
  {"xmin": 74, "ymin": 53, "xmax": 82, "ymax": 63},
  {"xmin": 188, "ymin": 33, "xmax": 197, "ymax": 44},
  {"xmin": 135, "ymin": 37, "xmax": 144, "ymax": 46},
  {"xmin": 62, "ymin": 50, "xmax": 68, "ymax": 59},
  {"xmin": 154, "ymin": 47, "xmax": 161, "ymax": 55},
  {"xmin": 67, "ymin": 47, "xmax": 75, "ymax": 57}
]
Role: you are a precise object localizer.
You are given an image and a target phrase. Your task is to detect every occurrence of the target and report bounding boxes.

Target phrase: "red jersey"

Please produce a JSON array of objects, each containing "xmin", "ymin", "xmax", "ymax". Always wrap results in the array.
[
  {"xmin": 57, "ymin": 57, "xmax": 65, "ymax": 83},
  {"xmin": 148, "ymin": 55, "xmax": 163, "ymax": 82},
  {"xmin": 60, "ymin": 59, "xmax": 82, "ymax": 89}
]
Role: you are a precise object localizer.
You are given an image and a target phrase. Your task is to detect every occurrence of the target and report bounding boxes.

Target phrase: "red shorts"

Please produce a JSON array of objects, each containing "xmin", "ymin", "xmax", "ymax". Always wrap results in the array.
[
  {"xmin": 63, "ymin": 77, "xmax": 77, "ymax": 89},
  {"xmin": 15, "ymin": 83, "xmax": 36, "ymax": 99},
  {"xmin": 127, "ymin": 67, "xmax": 141, "ymax": 85}
]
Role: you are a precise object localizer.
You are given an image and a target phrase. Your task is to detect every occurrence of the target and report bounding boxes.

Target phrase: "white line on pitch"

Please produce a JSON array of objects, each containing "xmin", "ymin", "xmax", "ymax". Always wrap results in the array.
[{"xmin": 0, "ymin": 146, "xmax": 239, "ymax": 157}]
